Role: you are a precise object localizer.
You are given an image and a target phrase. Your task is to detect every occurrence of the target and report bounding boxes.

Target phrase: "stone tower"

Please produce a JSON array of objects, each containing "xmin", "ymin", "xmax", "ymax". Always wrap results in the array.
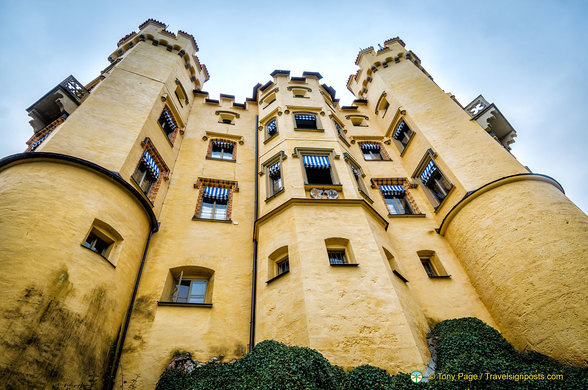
[{"xmin": 0, "ymin": 20, "xmax": 586, "ymax": 389}]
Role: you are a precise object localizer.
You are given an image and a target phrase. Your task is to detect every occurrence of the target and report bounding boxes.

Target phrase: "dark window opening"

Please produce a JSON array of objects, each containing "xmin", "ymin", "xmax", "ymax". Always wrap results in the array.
[
  {"xmin": 385, "ymin": 195, "xmax": 413, "ymax": 215},
  {"xmin": 277, "ymin": 258, "xmax": 289, "ymax": 275},
  {"xmin": 83, "ymin": 231, "xmax": 113, "ymax": 257},
  {"xmin": 295, "ymin": 114, "xmax": 317, "ymax": 129},
  {"xmin": 328, "ymin": 250, "xmax": 347, "ymax": 265},
  {"xmin": 131, "ymin": 163, "xmax": 156, "ymax": 195},
  {"xmin": 306, "ymin": 167, "xmax": 333, "ymax": 185}
]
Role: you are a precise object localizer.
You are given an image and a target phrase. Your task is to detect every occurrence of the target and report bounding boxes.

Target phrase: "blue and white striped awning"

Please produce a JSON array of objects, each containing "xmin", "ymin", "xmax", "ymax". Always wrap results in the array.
[
  {"xmin": 349, "ymin": 163, "xmax": 359, "ymax": 176},
  {"xmin": 360, "ymin": 143, "xmax": 380, "ymax": 150},
  {"xmin": 420, "ymin": 160, "xmax": 438, "ymax": 185},
  {"xmin": 141, "ymin": 151, "xmax": 161, "ymax": 180},
  {"xmin": 162, "ymin": 108, "xmax": 177, "ymax": 130},
  {"xmin": 269, "ymin": 162, "xmax": 280, "ymax": 177},
  {"xmin": 294, "ymin": 114, "xmax": 316, "ymax": 121},
  {"xmin": 213, "ymin": 141, "xmax": 233, "ymax": 149},
  {"xmin": 267, "ymin": 120, "xmax": 277, "ymax": 134},
  {"xmin": 303, "ymin": 155, "xmax": 330, "ymax": 169},
  {"xmin": 30, "ymin": 130, "xmax": 53, "ymax": 151},
  {"xmin": 380, "ymin": 185, "xmax": 405, "ymax": 196},
  {"xmin": 393, "ymin": 121, "xmax": 406, "ymax": 140},
  {"xmin": 202, "ymin": 186, "xmax": 229, "ymax": 201}
]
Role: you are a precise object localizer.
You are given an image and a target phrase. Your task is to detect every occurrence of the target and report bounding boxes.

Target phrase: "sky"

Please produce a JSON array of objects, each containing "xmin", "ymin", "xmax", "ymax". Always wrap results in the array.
[{"xmin": 0, "ymin": 0, "xmax": 587, "ymax": 212}]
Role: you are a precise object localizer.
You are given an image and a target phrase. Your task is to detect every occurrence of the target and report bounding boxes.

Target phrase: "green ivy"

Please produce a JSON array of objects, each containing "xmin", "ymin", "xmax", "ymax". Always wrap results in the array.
[{"xmin": 156, "ymin": 318, "xmax": 587, "ymax": 390}]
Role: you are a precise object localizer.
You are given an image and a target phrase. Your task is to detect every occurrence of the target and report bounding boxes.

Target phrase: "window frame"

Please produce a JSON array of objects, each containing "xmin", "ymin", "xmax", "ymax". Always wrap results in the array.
[
  {"xmin": 210, "ymin": 140, "xmax": 235, "ymax": 161},
  {"xmin": 158, "ymin": 106, "xmax": 179, "ymax": 141},
  {"xmin": 266, "ymin": 117, "xmax": 278, "ymax": 140},
  {"xmin": 416, "ymin": 156, "xmax": 453, "ymax": 208},
  {"xmin": 159, "ymin": 266, "xmax": 214, "ymax": 307},
  {"xmin": 193, "ymin": 179, "xmax": 237, "ymax": 222},
  {"xmin": 417, "ymin": 250, "xmax": 450, "ymax": 278},
  {"xmin": 80, "ymin": 219, "xmax": 123, "ymax": 267},
  {"xmin": 325, "ymin": 238, "xmax": 358, "ymax": 267},
  {"xmin": 267, "ymin": 246, "xmax": 290, "ymax": 284},
  {"xmin": 293, "ymin": 111, "xmax": 323, "ymax": 131},
  {"xmin": 391, "ymin": 119, "xmax": 415, "ymax": 153},
  {"xmin": 131, "ymin": 162, "xmax": 157, "ymax": 195},
  {"xmin": 295, "ymin": 148, "xmax": 340, "ymax": 187}
]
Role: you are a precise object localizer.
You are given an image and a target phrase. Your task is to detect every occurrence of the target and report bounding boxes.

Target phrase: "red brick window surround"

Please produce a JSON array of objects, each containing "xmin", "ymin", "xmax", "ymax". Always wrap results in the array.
[
  {"xmin": 371, "ymin": 177, "xmax": 421, "ymax": 214},
  {"xmin": 158, "ymin": 105, "xmax": 180, "ymax": 144},
  {"xmin": 358, "ymin": 141, "xmax": 391, "ymax": 161},
  {"xmin": 206, "ymin": 138, "xmax": 237, "ymax": 161},
  {"xmin": 193, "ymin": 178, "xmax": 238, "ymax": 222},
  {"xmin": 132, "ymin": 137, "xmax": 169, "ymax": 204}
]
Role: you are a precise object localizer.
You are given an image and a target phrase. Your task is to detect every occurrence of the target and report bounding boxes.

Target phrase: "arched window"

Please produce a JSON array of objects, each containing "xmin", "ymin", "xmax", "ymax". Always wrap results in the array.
[
  {"xmin": 267, "ymin": 245, "xmax": 289, "ymax": 283},
  {"xmin": 416, "ymin": 250, "xmax": 449, "ymax": 278},
  {"xmin": 174, "ymin": 79, "xmax": 189, "ymax": 107},
  {"xmin": 325, "ymin": 238, "xmax": 358, "ymax": 266}
]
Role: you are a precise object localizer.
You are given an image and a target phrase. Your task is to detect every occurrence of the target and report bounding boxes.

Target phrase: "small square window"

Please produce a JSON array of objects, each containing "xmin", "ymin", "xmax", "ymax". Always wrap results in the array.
[
  {"xmin": 328, "ymin": 250, "xmax": 347, "ymax": 265},
  {"xmin": 211, "ymin": 141, "xmax": 234, "ymax": 160},
  {"xmin": 360, "ymin": 144, "xmax": 383, "ymax": 160},
  {"xmin": 295, "ymin": 114, "xmax": 318, "ymax": 130},
  {"xmin": 83, "ymin": 230, "xmax": 114, "ymax": 258}
]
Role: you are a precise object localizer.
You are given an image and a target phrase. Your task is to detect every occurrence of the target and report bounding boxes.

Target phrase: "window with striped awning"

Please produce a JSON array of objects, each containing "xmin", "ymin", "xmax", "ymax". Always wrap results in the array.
[
  {"xmin": 202, "ymin": 186, "xmax": 229, "ymax": 201},
  {"xmin": 268, "ymin": 162, "xmax": 280, "ymax": 177},
  {"xmin": 393, "ymin": 121, "xmax": 406, "ymax": 140},
  {"xmin": 142, "ymin": 150, "xmax": 160, "ymax": 180},
  {"xmin": 294, "ymin": 113, "xmax": 318, "ymax": 130},
  {"xmin": 379, "ymin": 185, "xmax": 405, "ymax": 196},
  {"xmin": 294, "ymin": 114, "xmax": 316, "ymax": 121},
  {"xmin": 360, "ymin": 143, "xmax": 381, "ymax": 150},
  {"xmin": 161, "ymin": 108, "xmax": 177, "ymax": 130},
  {"xmin": 267, "ymin": 119, "xmax": 277, "ymax": 136},
  {"xmin": 158, "ymin": 107, "xmax": 178, "ymax": 139},
  {"xmin": 420, "ymin": 160, "xmax": 438, "ymax": 185},
  {"xmin": 303, "ymin": 155, "xmax": 330, "ymax": 169},
  {"xmin": 213, "ymin": 141, "xmax": 234, "ymax": 150},
  {"xmin": 30, "ymin": 130, "xmax": 53, "ymax": 151}
]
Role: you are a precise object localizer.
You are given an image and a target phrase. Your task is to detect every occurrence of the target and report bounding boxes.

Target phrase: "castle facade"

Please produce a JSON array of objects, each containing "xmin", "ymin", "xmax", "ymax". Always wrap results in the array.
[{"xmin": 0, "ymin": 19, "xmax": 586, "ymax": 388}]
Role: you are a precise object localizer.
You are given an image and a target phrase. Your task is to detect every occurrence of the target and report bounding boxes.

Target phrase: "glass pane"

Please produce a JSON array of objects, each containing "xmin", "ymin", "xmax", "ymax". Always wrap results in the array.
[
  {"xmin": 222, "ymin": 151, "xmax": 233, "ymax": 160},
  {"xmin": 176, "ymin": 281, "xmax": 190, "ymax": 303},
  {"xmin": 363, "ymin": 153, "xmax": 373, "ymax": 160},
  {"xmin": 211, "ymin": 150, "xmax": 222, "ymax": 159},
  {"xmin": 200, "ymin": 201, "xmax": 214, "ymax": 219},
  {"xmin": 190, "ymin": 280, "xmax": 207, "ymax": 295},
  {"xmin": 214, "ymin": 203, "xmax": 227, "ymax": 220},
  {"xmin": 188, "ymin": 295, "xmax": 205, "ymax": 304}
]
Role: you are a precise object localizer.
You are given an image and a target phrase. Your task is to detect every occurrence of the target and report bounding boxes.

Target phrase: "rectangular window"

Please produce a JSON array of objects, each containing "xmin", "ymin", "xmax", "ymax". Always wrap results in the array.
[
  {"xmin": 303, "ymin": 155, "xmax": 333, "ymax": 185},
  {"xmin": 380, "ymin": 186, "xmax": 413, "ymax": 215},
  {"xmin": 328, "ymin": 250, "xmax": 347, "ymax": 265},
  {"xmin": 211, "ymin": 141, "xmax": 234, "ymax": 160},
  {"xmin": 420, "ymin": 160, "xmax": 452, "ymax": 205},
  {"xmin": 199, "ymin": 187, "xmax": 229, "ymax": 220},
  {"xmin": 158, "ymin": 108, "xmax": 178, "ymax": 139},
  {"xmin": 267, "ymin": 119, "xmax": 278, "ymax": 137},
  {"xmin": 295, "ymin": 114, "xmax": 317, "ymax": 129},
  {"xmin": 132, "ymin": 151, "xmax": 160, "ymax": 195},
  {"xmin": 420, "ymin": 257, "xmax": 438, "ymax": 277},
  {"xmin": 276, "ymin": 257, "xmax": 289, "ymax": 275},
  {"xmin": 393, "ymin": 120, "xmax": 414, "ymax": 149},
  {"xmin": 174, "ymin": 279, "xmax": 208, "ymax": 303},
  {"xmin": 360, "ymin": 144, "xmax": 383, "ymax": 160},
  {"xmin": 268, "ymin": 162, "xmax": 283, "ymax": 196}
]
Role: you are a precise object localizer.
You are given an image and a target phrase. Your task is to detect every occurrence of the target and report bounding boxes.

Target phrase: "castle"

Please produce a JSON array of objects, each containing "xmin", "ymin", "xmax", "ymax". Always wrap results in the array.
[{"xmin": 0, "ymin": 19, "xmax": 586, "ymax": 389}]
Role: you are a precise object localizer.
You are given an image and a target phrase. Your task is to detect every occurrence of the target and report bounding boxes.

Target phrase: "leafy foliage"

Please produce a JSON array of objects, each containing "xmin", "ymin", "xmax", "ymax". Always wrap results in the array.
[{"xmin": 156, "ymin": 318, "xmax": 587, "ymax": 390}]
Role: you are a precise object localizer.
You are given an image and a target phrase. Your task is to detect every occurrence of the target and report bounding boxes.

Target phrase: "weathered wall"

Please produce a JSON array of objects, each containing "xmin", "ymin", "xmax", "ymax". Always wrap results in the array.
[
  {"xmin": 444, "ymin": 178, "xmax": 588, "ymax": 366},
  {"xmin": 0, "ymin": 161, "xmax": 150, "ymax": 388}
]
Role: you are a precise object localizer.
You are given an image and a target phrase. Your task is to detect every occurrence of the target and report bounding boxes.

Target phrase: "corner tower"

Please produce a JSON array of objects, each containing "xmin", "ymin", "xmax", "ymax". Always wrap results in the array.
[{"xmin": 348, "ymin": 39, "xmax": 588, "ymax": 365}]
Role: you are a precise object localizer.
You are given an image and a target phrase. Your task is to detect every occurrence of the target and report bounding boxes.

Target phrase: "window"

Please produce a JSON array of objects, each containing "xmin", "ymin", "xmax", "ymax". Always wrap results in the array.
[
  {"xmin": 290, "ymin": 87, "xmax": 310, "ymax": 98},
  {"xmin": 417, "ymin": 250, "xmax": 449, "ymax": 278},
  {"xmin": 162, "ymin": 266, "xmax": 214, "ymax": 306},
  {"xmin": 83, "ymin": 230, "xmax": 113, "ymax": 258},
  {"xmin": 267, "ymin": 246, "xmax": 290, "ymax": 283},
  {"xmin": 132, "ymin": 150, "xmax": 160, "ymax": 195},
  {"xmin": 216, "ymin": 111, "xmax": 239, "ymax": 125},
  {"xmin": 276, "ymin": 257, "xmax": 290, "ymax": 275},
  {"xmin": 376, "ymin": 94, "xmax": 390, "ymax": 117},
  {"xmin": 348, "ymin": 115, "xmax": 367, "ymax": 127},
  {"xmin": 174, "ymin": 79, "xmax": 189, "ymax": 108},
  {"xmin": 158, "ymin": 107, "xmax": 178, "ymax": 139},
  {"xmin": 380, "ymin": 186, "xmax": 413, "ymax": 215},
  {"xmin": 420, "ymin": 160, "xmax": 452, "ymax": 205},
  {"xmin": 393, "ymin": 120, "xmax": 414, "ymax": 149},
  {"xmin": 211, "ymin": 141, "xmax": 234, "ymax": 160},
  {"xmin": 333, "ymin": 120, "xmax": 345, "ymax": 139},
  {"xmin": 328, "ymin": 250, "xmax": 347, "ymax": 265},
  {"xmin": 303, "ymin": 155, "xmax": 333, "ymax": 185},
  {"xmin": 325, "ymin": 237, "xmax": 357, "ymax": 266},
  {"xmin": 347, "ymin": 158, "xmax": 368, "ymax": 194},
  {"xmin": 174, "ymin": 278, "xmax": 208, "ymax": 303},
  {"xmin": 199, "ymin": 187, "xmax": 229, "ymax": 220},
  {"xmin": 360, "ymin": 143, "xmax": 383, "ymax": 160},
  {"xmin": 266, "ymin": 119, "xmax": 278, "ymax": 138},
  {"xmin": 294, "ymin": 113, "xmax": 318, "ymax": 130},
  {"xmin": 268, "ymin": 162, "xmax": 283, "ymax": 197},
  {"xmin": 261, "ymin": 90, "xmax": 277, "ymax": 107}
]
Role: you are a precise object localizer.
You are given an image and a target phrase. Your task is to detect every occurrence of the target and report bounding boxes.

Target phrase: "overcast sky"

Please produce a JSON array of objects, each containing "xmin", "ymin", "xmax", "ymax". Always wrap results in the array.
[{"xmin": 0, "ymin": 0, "xmax": 586, "ymax": 212}]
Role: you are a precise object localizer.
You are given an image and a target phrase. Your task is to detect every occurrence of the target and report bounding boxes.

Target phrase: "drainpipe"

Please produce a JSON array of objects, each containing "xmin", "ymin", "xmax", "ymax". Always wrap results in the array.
[
  {"xmin": 249, "ymin": 114, "xmax": 259, "ymax": 352},
  {"xmin": 107, "ymin": 222, "xmax": 158, "ymax": 389}
]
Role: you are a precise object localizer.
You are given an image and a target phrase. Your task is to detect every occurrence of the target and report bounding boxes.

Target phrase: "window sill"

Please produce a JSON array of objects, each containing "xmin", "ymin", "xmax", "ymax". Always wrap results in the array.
[
  {"xmin": 330, "ymin": 263, "xmax": 359, "ymax": 267},
  {"xmin": 358, "ymin": 188, "xmax": 373, "ymax": 204},
  {"xmin": 304, "ymin": 184, "xmax": 342, "ymax": 191},
  {"xmin": 338, "ymin": 134, "xmax": 351, "ymax": 147},
  {"xmin": 266, "ymin": 270, "xmax": 289, "ymax": 284},
  {"xmin": 393, "ymin": 270, "xmax": 408, "ymax": 282},
  {"xmin": 205, "ymin": 156, "xmax": 236, "ymax": 163},
  {"xmin": 192, "ymin": 216, "xmax": 233, "ymax": 223},
  {"xmin": 157, "ymin": 301, "xmax": 213, "ymax": 308},
  {"xmin": 80, "ymin": 245, "xmax": 116, "ymax": 268},
  {"xmin": 264, "ymin": 133, "xmax": 278, "ymax": 144},
  {"xmin": 428, "ymin": 275, "xmax": 451, "ymax": 279},
  {"xmin": 265, "ymin": 187, "xmax": 285, "ymax": 202},
  {"xmin": 387, "ymin": 213, "xmax": 426, "ymax": 218},
  {"xmin": 294, "ymin": 128, "xmax": 324, "ymax": 132}
]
